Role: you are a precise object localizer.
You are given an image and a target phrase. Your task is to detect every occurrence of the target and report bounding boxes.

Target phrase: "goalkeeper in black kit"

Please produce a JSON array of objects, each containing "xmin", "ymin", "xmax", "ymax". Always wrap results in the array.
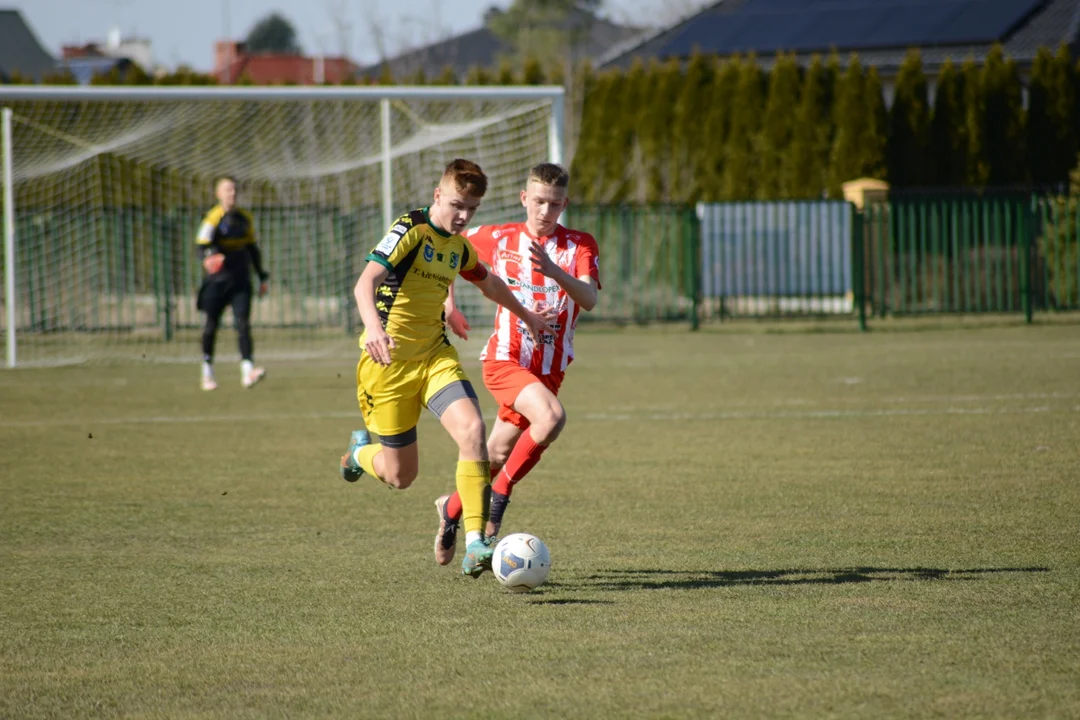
[{"xmin": 195, "ymin": 175, "xmax": 269, "ymax": 391}]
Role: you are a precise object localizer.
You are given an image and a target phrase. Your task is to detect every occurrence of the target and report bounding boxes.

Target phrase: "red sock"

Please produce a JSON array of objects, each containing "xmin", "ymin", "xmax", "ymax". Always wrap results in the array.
[
  {"xmin": 445, "ymin": 466, "xmax": 497, "ymax": 521},
  {"xmin": 492, "ymin": 433, "xmax": 546, "ymax": 497},
  {"xmin": 445, "ymin": 492, "xmax": 463, "ymax": 520}
]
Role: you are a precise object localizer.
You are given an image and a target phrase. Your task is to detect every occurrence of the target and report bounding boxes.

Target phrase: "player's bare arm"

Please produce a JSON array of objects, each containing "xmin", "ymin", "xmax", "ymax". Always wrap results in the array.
[
  {"xmin": 354, "ymin": 261, "xmax": 396, "ymax": 366},
  {"xmin": 444, "ymin": 282, "xmax": 470, "ymax": 340},
  {"xmin": 528, "ymin": 241, "xmax": 599, "ymax": 311},
  {"xmin": 468, "ymin": 271, "xmax": 553, "ymax": 342}
]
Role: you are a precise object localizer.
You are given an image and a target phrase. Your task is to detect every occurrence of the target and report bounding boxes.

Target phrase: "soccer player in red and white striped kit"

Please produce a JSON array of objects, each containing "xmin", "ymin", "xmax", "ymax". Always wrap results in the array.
[{"xmin": 433, "ymin": 162, "xmax": 601, "ymax": 565}]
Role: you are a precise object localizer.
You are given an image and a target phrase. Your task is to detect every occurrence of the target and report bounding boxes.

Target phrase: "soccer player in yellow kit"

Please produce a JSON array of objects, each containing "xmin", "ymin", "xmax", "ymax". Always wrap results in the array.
[{"xmin": 339, "ymin": 159, "xmax": 552, "ymax": 577}]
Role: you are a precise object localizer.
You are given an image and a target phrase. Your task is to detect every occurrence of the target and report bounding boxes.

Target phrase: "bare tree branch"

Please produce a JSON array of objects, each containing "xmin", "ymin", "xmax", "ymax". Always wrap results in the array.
[
  {"xmin": 359, "ymin": 0, "xmax": 391, "ymax": 64},
  {"xmin": 325, "ymin": 0, "xmax": 354, "ymax": 57}
]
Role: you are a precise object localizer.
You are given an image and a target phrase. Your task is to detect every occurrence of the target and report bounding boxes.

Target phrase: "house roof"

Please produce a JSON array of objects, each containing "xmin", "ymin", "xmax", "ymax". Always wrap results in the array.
[
  {"xmin": 58, "ymin": 56, "xmax": 132, "ymax": 84},
  {"xmin": 599, "ymin": 0, "xmax": 1080, "ymax": 73},
  {"xmin": 62, "ymin": 44, "xmax": 109, "ymax": 59},
  {"xmin": 361, "ymin": 12, "xmax": 644, "ymax": 80},
  {"xmin": 218, "ymin": 54, "xmax": 359, "ymax": 85},
  {"xmin": 0, "ymin": 9, "xmax": 58, "ymax": 80}
]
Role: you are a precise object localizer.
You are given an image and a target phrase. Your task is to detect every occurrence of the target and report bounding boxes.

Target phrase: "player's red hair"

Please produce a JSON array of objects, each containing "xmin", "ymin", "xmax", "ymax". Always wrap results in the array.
[{"xmin": 441, "ymin": 159, "xmax": 488, "ymax": 198}]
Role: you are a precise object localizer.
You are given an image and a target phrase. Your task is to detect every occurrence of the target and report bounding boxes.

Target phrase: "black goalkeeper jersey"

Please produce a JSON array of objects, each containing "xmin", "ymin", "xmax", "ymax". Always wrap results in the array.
[{"xmin": 196, "ymin": 205, "xmax": 260, "ymax": 285}]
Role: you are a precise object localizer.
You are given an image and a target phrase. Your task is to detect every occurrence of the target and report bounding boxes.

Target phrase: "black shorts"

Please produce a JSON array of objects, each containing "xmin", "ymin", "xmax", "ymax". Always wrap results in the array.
[{"xmin": 197, "ymin": 278, "xmax": 252, "ymax": 317}]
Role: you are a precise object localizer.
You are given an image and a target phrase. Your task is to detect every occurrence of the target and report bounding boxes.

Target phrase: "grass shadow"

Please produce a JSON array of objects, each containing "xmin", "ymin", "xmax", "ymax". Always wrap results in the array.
[{"xmin": 564, "ymin": 566, "xmax": 1050, "ymax": 592}]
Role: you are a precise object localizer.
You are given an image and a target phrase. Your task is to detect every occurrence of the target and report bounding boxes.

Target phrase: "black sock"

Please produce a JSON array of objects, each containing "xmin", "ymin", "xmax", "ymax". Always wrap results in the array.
[{"xmin": 489, "ymin": 490, "xmax": 510, "ymax": 528}]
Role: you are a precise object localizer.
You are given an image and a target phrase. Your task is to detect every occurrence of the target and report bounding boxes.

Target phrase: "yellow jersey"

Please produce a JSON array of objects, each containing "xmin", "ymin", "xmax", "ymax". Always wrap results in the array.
[{"xmin": 362, "ymin": 208, "xmax": 483, "ymax": 362}]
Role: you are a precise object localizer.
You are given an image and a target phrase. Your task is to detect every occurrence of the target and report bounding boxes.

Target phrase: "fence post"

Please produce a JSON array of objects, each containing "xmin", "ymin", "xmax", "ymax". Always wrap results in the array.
[
  {"xmin": 1022, "ymin": 196, "xmax": 1034, "ymax": 325},
  {"xmin": 3, "ymin": 107, "xmax": 15, "ymax": 367},
  {"xmin": 151, "ymin": 210, "xmax": 162, "ymax": 339},
  {"xmin": 162, "ymin": 213, "xmax": 174, "ymax": 342},
  {"xmin": 340, "ymin": 209, "xmax": 356, "ymax": 336},
  {"xmin": 851, "ymin": 203, "xmax": 868, "ymax": 332},
  {"xmin": 151, "ymin": 210, "xmax": 174, "ymax": 342},
  {"xmin": 685, "ymin": 206, "xmax": 701, "ymax": 331}
]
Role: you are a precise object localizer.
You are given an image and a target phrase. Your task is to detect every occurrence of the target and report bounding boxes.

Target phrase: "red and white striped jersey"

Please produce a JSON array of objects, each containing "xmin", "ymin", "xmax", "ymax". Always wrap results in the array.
[{"xmin": 466, "ymin": 222, "xmax": 601, "ymax": 375}]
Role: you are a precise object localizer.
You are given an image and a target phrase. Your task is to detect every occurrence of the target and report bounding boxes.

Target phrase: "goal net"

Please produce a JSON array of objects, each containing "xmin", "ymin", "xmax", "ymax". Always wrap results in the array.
[{"xmin": 0, "ymin": 86, "xmax": 563, "ymax": 367}]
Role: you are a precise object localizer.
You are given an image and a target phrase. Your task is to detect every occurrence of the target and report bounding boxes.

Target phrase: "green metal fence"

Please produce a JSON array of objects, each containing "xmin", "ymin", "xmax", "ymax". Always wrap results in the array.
[
  {"xmin": 564, "ymin": 205, "xmax": 700, "ymax": 327},
  {"xmin": 1035, "ymin": 195, "xmax": 1080, "ymax": 311},
  {"xmin": 696, "ymin": 194, "xmax": 1079, "ymax": 329},
  {"xmin": 3, "ymin": 197, "xmax": 1077, "ymax": 356},
  {"xmin": 860, "ymin": 194, "xmax": 1080, "ymax": 322},
  {"xmin": 861, "ymin": 196, "xmax": 1034, "ymax": 320}
]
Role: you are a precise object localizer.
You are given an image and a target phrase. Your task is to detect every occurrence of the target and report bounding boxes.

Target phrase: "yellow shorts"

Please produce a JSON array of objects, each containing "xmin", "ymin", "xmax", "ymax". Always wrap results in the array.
[{"xmin": 356, "ymin": 342, "xmax": 476, "ymax": 446}]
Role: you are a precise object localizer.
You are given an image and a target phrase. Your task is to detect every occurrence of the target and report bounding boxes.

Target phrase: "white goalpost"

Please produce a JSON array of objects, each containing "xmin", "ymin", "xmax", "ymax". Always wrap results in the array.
[{"xmin": 0, "ymin": 85, "xmax": 565, "ymax": 367}]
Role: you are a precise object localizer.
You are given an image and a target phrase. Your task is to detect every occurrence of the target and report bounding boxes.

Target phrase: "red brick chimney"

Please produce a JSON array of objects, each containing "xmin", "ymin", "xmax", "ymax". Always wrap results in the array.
[{"xmin": 214, "ymin": 40, "xmax": 246, "ymax": 82}]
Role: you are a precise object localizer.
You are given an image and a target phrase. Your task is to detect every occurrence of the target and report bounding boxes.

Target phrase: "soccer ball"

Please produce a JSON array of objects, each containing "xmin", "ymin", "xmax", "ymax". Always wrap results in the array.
[{"xmin": 493, "ymin": 533, "xmax": 551, "ymax": 592}]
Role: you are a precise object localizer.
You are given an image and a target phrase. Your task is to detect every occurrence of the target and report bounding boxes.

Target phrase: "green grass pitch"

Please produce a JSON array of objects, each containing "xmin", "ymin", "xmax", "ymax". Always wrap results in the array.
[{"xmin": 2, "ymin": 323, "xmax": 1079, "ymax": 718}]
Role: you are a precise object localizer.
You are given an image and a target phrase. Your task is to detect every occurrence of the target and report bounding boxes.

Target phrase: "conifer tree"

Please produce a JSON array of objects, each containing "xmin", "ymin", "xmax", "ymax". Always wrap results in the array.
[
  {"xmin": 408, "ymin": 67, "xmax": 428, "ymax": 85},
  {"xmin": 577, "ymin": 68, "xmax": 630, "ymax": 202},
  {"xmin": 722, "ymin": 55, "xmax": 765, "ymax": 200},
  {"xmin": 91, "ymin": 66, "xmax": 125, "ymax": 85},
  {"xmin": 929, "ymin": 58, "xmax": 967, "ymax": 186},
  {"xmin": 571, "ymin": 67, "xmax": 609, "ymax": 202},
  {"xmin": 981, "ymin": 44, "xmax": 1026, "ymax": 185},
  {"xmin": 564, "ymin": 60, "xmax": 593, "ymax": 167},
  {"xmin": 496, "ymin": 59, "xmax": 516, "ymax": 85},
  {"xmin": 758, "ymin": 52, "xmax": 800, "ymax": 199},
  {"xmin": 1032, "ymin": 45, "xmax": 1078, "ymax": 186},
  {"xmin": 546, "ymin": 60, "xmax": 565, "ymax": 87},
  {"xmin": 1028, "ymin": 47, "xmax": 1055, "ymax": 184},
  {"xmin": 1039, "ymin": 152, "xmax": 1080, "ymax": 308},
  {"xmin": 639, "ymin": 58, "xmax": 681, "ymax": 202},
  {"xmin": 4, "ymin": 70, "xmax": 31, "ymax": 84},
  {"xmin": 435, "ymin": 65, "xmax": 457, "ymax": 84},
  {"xmin": 861, "ymin": 66, "xmax": 888, "ymax": 181},
  {"xmin": 612, "ymin": 59, "xmax": 648, "ymax": 202},
  {"xmin": 465, "ymin": 66, "xmax": 493, "ymax": 85},
  {"xmin": 786, "ymin": 54, "xmax": 831, "ymax": 198},
  {"xmin": 521, "ymin": 56, "xmax": 546, "ymax": 85},
  {"xmin": 827, "ymin": 55, "xmax": 866, "ymax": 197},
  {"xmin": 671, "ymin": 50, "xmax": 714, "ymax": 202},
  {"xmin": 125, "ymin": 63, "xmax": 152, "ymax": 85},
  {"xmin": 962, "ymin": 57, "xmax": 988, "ymax": 186},
  {"xmin": 1047, "ymin": 45, "xmax": 1078, "ymax": 186},
  {"xmin": 888, "ymin": 49, "xmax": 931, "ymax": 187},
  {"xmin": 698, "ymin": 56, "xmax": 740, "ymax": 200},
  {"xmin": 40, "ymin": 69, "xmax": 77, "ymax": 84}
]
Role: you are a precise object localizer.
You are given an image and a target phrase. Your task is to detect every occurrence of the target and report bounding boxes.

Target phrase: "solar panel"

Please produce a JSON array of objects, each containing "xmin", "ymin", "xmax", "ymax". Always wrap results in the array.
[
  {"xmin": 857, "ymin": 4, "xmax": 964, "ymax": 48},
  {"xmin": 655, "ymin": 0, "xmax": 1046, "ymax": 58},
  {"xmin": 792, "ymin": 9, "xmax": 884, "ymax": 51},
  {"xmin": 663, "ymin": 14, "xmax": 746, "ymax": 56},
  {"xmin": 929, "ymin": 0, "xmax": 1042, "ymax": 44}
]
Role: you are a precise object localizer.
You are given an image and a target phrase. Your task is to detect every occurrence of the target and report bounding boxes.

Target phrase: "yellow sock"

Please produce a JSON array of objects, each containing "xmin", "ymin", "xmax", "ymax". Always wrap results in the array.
[
  {"xmin": 356, "ymin": 443, "xmax": 383, "ymax": 482},
  {"xmin": 457, "ymin": 460, "xmax": 491, "ymax": 536}
]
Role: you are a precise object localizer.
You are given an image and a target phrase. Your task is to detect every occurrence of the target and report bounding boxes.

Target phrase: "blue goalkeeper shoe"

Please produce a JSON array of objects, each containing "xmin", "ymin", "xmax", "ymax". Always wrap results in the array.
[
  {"xmin": 461, "ymin": 536, "xmax": 496, "ymax": 578},
  {"xmin": 339, "ymin": 429, "xmax": 370, "ymax": 483}
]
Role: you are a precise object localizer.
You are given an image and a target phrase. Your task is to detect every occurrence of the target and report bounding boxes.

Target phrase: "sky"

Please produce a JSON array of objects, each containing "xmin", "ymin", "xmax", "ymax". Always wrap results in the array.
[{"xmin": 15, "ymin": 0, "xmax": 684, "ymax": 72}]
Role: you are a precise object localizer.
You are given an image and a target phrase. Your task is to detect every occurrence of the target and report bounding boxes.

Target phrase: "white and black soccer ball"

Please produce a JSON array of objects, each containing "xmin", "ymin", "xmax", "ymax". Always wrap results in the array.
[{"xmin": 493, "ymin": 533, "xmax": 551, "ymax": 592}]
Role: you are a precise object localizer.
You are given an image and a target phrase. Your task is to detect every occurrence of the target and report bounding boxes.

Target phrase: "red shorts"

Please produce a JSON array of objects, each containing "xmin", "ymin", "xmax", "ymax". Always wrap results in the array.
[{"xmin": 482, "ymin": 360, "xmax": 564, "ymax": 429}]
